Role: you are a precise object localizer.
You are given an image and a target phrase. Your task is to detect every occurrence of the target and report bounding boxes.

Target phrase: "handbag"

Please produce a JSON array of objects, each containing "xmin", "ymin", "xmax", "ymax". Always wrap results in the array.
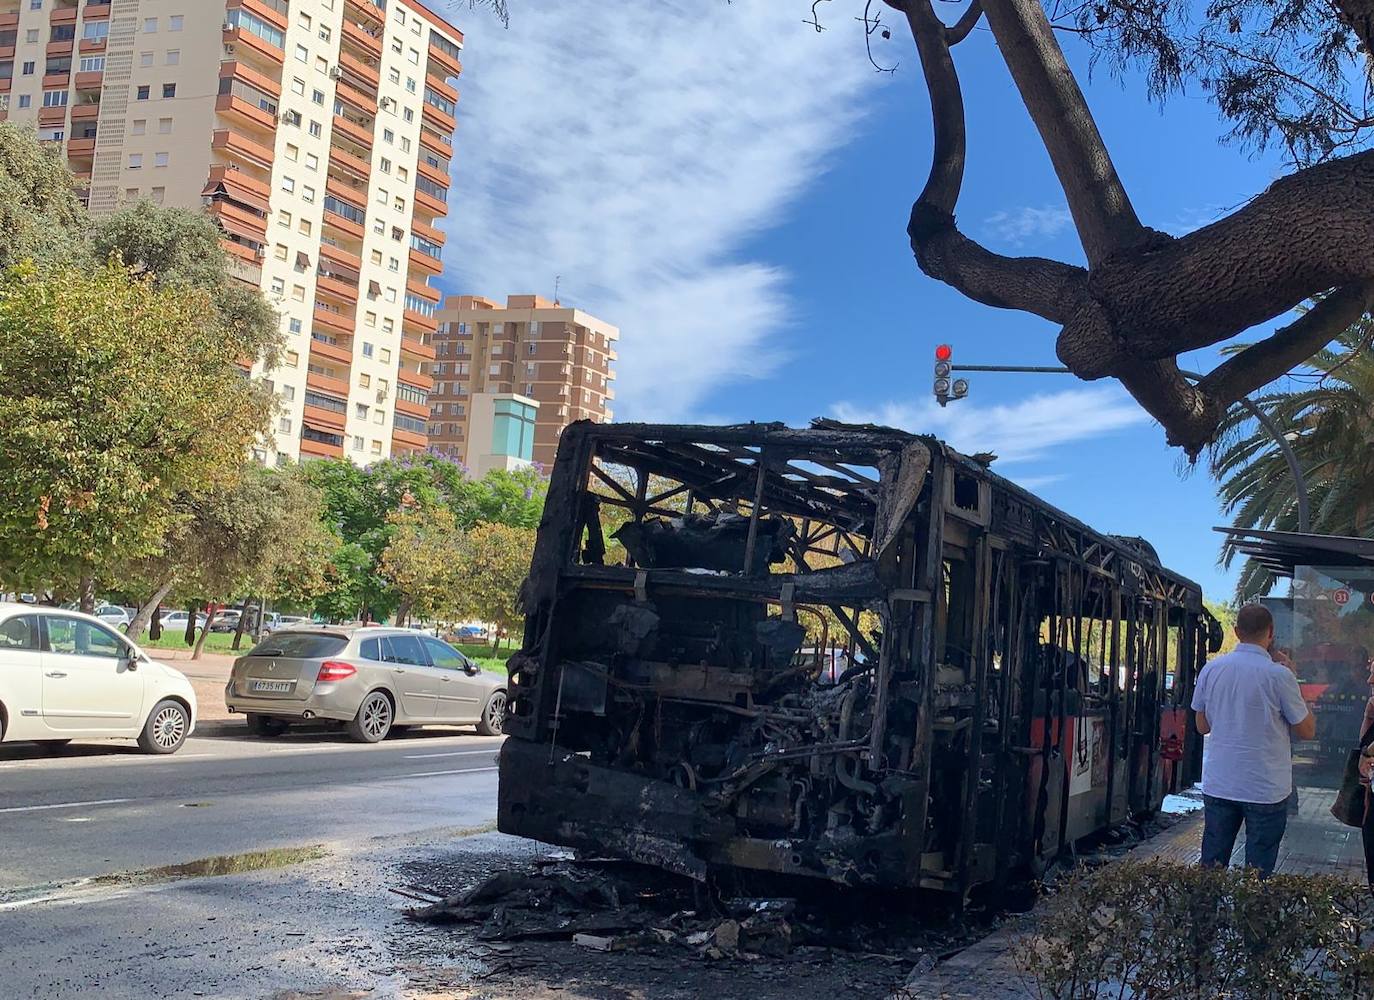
[{"xmin": 1330, "ymin": 724, "xmax": 1374, "ymax": 828}]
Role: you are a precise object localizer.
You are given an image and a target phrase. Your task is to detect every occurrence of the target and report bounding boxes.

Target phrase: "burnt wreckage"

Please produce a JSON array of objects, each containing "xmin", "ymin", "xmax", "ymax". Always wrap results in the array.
[{"xmin": 499, "ymin": 421, "xmax": 1217, "ymax": 895}]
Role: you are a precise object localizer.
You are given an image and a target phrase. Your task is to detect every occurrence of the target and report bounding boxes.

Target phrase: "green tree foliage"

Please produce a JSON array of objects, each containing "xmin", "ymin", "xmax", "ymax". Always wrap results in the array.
[
  {"xmin": 380, "ymin": 507, "xmax": 468, "ymax": 625},
  {"xmin": 453, "ymin": 522, "xmax": 536, "ymax": 645},
  {"xmin": 0, "ymin": 262, "xmax": 275, "ymax": 600},
  {"xmin": 0, "ymin": 122, "xmax": 86, "ymax": 270},
  {"xmin": 1211, "ymin": 320, "xmax": 1374, "ymax": 598},
  {"xmin": 305, "ymin": 454, "xmax": 547, "ymax": 621}
]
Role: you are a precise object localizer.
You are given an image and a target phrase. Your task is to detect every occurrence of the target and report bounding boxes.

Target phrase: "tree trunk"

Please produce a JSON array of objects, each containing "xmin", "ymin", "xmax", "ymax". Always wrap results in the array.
[
  {"xmin": 128, "ymin": 574, "xmax": 176, "ymax": 641},
  {"xmin": 395, "ymin": 596, "xmax": 414, "ymax": 629},
  {"xmin": 191, "ymin": 602, "xmax": 217, "ymax": 661},
  {"xmin": 78, "ymin": 574, "xmax": 96, "ymax": 615},
  {"xmin": 183, "ymin": 601, "xmax": 198, "ymax": 647},
  {"xmin": 150, "ymin": 606, "xmax": 162, "ymax": 641},
  {"xmin": 231, "ymin": 597, "xmax": 255, "ymax": 651}
]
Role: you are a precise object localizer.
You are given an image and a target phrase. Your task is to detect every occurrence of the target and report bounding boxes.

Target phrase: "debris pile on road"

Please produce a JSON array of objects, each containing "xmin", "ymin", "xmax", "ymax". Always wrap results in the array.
[{"xmin": 406, "ymin": 856, "xmax": 979, "ymax": 968}]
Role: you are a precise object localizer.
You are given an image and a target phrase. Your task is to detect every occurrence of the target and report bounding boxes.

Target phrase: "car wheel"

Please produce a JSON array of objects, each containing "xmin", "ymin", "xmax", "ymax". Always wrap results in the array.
[
  {"xmin": 138, "ymin": 699, "xmax": 189, "ymax": 754},
  {"xmin": 246, "ymin": 714, "xmax": 290, "ymax": 738},
  {"xmin": 477, "ymin": 690, "xmax": 507, "ymax": 736},
  {"xmin": 347, "ymin": 691, "xmax": 393, "ymax": 743}
]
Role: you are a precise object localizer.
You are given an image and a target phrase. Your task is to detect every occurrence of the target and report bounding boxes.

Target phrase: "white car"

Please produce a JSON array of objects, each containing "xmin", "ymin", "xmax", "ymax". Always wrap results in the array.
[
  {"xmin": 0, "ymin": 604, "xmax": 197, "ymax": 754},
  {"xmin": 93, "ymin": 604, "xmax": 131, "ymax": 629},
  {"xmin": 158, "ymin": 610, "xmax": 207, "ymax": 632}
]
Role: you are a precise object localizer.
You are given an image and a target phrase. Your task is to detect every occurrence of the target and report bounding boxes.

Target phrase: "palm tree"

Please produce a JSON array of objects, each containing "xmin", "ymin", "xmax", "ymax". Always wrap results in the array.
[{"xmin": 1211, "ymin": 318, "xmax": 1374, "ymax": 598}]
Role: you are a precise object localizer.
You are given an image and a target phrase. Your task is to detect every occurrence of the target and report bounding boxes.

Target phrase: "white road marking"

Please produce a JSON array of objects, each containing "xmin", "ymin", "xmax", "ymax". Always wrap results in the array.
[
  {"xmin": 402, "ymin": 749, "xmax": 498, "ymax": 760},
  {"xmin": 401, "ymin": 766, "xmax": 499, "ymax": 778},
  {"xmin": 0, "ymin": 797, "xmax": 132, "ymax": 815}
]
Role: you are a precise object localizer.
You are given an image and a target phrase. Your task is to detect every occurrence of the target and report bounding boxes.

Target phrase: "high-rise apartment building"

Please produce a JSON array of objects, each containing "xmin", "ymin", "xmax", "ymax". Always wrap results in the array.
[
  {"xmin": 0, "ymin": 0, "xmax": 462, "ymax": 464},
  {"xmin": 430, "ymin": 295, "xmax": 618, "ymax": 468}
]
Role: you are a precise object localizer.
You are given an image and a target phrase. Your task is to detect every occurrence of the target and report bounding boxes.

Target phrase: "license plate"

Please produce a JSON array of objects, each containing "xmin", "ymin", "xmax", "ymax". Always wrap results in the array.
[{"xmin": 250, "ymin": 679, "xmax": 293, "ymax": 693}]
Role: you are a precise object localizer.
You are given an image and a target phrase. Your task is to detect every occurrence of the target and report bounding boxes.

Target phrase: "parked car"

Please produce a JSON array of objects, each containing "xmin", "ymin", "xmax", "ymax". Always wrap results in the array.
[
  {"xmin": 447, "ymin": 624, "xmax": 488, "ymax": 642},
  {"xmin": 226, "ymin": 626, "xmax": 506, "ymax": 742},
  {"xmin": 93, "ymin": 605, "xmax": 131, "ymax": 630},
  {"xmin": 276, "ymin": 615, "xmax": 311, "ymax": 629},
  {"xmin": 157, "ymin": 610, "xmax": 207, "ymax": 632},
  {"xmin": 0, "ymin": 603, "xmax": 197, "ymax": 753},
  {"xmin": 209, "ymin": 609, "xmax": 242, "ymax": 633}
]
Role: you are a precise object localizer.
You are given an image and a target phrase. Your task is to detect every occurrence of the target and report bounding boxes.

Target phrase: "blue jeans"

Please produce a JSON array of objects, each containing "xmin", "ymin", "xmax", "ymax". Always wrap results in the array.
[{"xmin": 1200, "ymin": 794, "xmax": 1289, "ymax": 876}]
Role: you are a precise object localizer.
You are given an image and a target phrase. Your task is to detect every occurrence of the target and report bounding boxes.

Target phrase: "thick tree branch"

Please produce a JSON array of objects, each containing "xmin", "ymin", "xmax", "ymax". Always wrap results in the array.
[
  {"xmin": 903, "ymin": 0, "xmax": 1088, "ymax": 322},
  {"xmin": 1199, "ymin": 284, "xmax": 1374, "ymax": 405},
  {"xmin": 946, "ymin": 0, "xmax": 983, "ymax": 44},
  {"xmin": 978, "ymin": 0, "xmax": 1153, "ymax": 263},
  {"xmin": 1331, "ymin": 0, "xmax": 1374, "ymax": 56}
]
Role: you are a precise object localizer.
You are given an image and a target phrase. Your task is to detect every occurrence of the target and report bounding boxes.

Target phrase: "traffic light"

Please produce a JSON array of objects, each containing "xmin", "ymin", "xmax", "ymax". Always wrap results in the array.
[{"xmin": 934, "ymin": 344, "xmax": 953, "ymax": 406}]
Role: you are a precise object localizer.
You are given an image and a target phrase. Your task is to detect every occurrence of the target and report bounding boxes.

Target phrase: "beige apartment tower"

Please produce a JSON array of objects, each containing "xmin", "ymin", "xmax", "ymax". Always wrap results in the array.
[
  {"xmin": 429, "ymin": 295, "xmax": 619, "ymax": 469},
  {"xmin": 0, "ymin": 0, "xmax": 463, "ymax": 464}
]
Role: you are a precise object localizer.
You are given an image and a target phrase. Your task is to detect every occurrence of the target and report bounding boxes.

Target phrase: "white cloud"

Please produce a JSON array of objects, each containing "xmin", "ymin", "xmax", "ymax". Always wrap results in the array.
[
  {"xmin": 440, "ymin": 1, "xmax": 880, "ymax": 421},
  {"xmin": 828, "ymin": 385, "xmax": 1147, "ymax": 465},
  {"xmin": 982, "ymin": 205, "xmax": 1073, "ymax": 247}
]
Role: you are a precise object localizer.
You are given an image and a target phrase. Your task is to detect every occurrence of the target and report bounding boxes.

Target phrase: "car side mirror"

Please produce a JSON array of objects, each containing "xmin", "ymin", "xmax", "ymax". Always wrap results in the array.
[
  {"xmin": 463, "ymin": 661, "xmax": 480, "ymax": 675},
  {"xmin": 122, "ymin": 651, "xmax": 139, "ymax": 671}
]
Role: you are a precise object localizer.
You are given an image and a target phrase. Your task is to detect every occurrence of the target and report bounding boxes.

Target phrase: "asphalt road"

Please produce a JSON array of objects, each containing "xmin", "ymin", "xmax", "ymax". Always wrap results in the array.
[{"xmin": 0, "ymin": 726, "xmax": 504, "ymax": 894}]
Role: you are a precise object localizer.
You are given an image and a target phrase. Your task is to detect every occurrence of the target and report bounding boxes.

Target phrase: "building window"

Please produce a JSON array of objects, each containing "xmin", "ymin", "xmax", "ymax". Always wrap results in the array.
[
  {"xmin": 279, "ymin": 416, "xmax": 292, "ymax": 433},
  {"xmin": 311, "ymin": 88, "xmax": 324, "ymax": 105},
  {"xmin": 158, "ymin": 117, "xmax": 172, "ymax": 134},
  {"xmin": 383, "ymin": 128, "xmax": 394, "ymax": 144},
  {"xmin": 140, "ymin": 51, "xmax": 153, "ymax": 67},
  {"xmin": 42, "ymin": 90, "xmax": 67, "ymax": 107},
  {"xmin": 143, "ymin": 17, "xmax": 156, "ymax": 32},
  {"xmin": 352, "ymin": 436, "xmax": 364, "ymax": 451},
  {"xmin": 305, "ymin": 152, "xmax": 318, "ymax": 171},
  {"xmin": 79, "ymin": 56, "xmax": 105, "ymax": 73},
  {"xmin": 25, "ymin": 28, "xmax": 37, "ymax": 43},
  {"xmin": 308, "ymin": 120, "xmax": 322, "ymax": 138},
  {"xmin": 404, "ymin": 107, "xmax": 414, "ymax": 123},
  {"xmin": 355, "ymin": 403, "xmax": 369, "ymax": 419},
  {"xmin": 127, "ymin": 153, "xmax": 142, "ymax": 169},
  {"xmin": 169, "ymin": 15, "xmax": 183, "ymax": 31},
  {"xmin": 285, "ymin": 142, "xmax": 298, "ymax": 160},
  {"xmin": 362, "ymin": 342, "xmax": 374, "ymax": 358},
  {"xmin": 280, "ymin": 176, "xmax": 295, "ymax": 193},
  {"xmin": 82, "ymin": 21, "xmax": 109, "ymax": 42},
  {"xmin": 294, "ymin": 44, "xmax": 308, "ymax": 63},
  {"xmin": 370, "ymin": 441, "xmax": 382, "ymax": 455},
  {"xmin": 150, "ymin": 187, "xmax": 164, "ymax": 204},
  {"xmin": 302, "ymin": 185, "xmax": 315, "ymax": 203},
  {"xmin": 162, "ymin": 83, "xmax": 175, "ymax": 98},
  {"xmin": 225, "ymin": 9, "xmax": 283, "ymax": 48},
  {"xmin": 289, "ymin": 318, "xmax": 302, "ymax": 334},
  {"xmin": 165, "ymin": 50, "xmax": 179, "ymax": 66},
  {"xmin": 20, "ymin": 61, "xmax": 34, "ymax": 76},
  {"xmin": 270, "ymin": 277, "xmax": 284, "ymax": 295},
  {"xmin": 281, "ymin": 384, "xmax": 296, "ymax": 400},
  {"xmin": 153, "ymin": 151, "xmax": 168, "ymax": 167},
  {"xmin": 285, "ymin": 351, "xmax": 299, "ymax": 367},
  {"xmin": 291, "ymin": 77, "xmax": 305, "ymax": 96},
  {"xmin": 17, "ymin": 95, "xmax": 30, "ymax": 109},
  {"xmin": 282, "ymin": 109, "xmax": 301, "ymax": 127},
  {"xmin": 359, "ymin": 374, "xmax": 370, "ymax": 389}
]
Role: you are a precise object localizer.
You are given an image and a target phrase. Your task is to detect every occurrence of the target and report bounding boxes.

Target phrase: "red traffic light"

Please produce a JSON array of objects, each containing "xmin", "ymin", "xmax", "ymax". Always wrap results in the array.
[{"xmin": 935, "ymin": 344, "xmax": 952, "ymax": 362}]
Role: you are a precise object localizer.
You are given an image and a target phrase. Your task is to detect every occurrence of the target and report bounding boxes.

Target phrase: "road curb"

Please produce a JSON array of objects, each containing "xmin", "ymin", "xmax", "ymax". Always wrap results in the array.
[{"xmin": 193, "ymin": 719, "xmax": 248, "ymax": 737}]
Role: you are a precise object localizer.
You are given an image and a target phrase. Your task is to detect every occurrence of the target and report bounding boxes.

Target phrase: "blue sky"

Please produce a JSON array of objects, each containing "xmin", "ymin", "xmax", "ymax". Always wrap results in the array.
[{"xmin": 434, "ymin": 1, "xmax": 1298, "ymax": 600}]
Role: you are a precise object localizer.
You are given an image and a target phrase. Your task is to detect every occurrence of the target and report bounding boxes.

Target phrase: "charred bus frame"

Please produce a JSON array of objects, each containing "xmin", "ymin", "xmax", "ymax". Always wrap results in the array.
[{"xmin": 499, "ymin": 421, "xmax": 1217, "ymax": 895}]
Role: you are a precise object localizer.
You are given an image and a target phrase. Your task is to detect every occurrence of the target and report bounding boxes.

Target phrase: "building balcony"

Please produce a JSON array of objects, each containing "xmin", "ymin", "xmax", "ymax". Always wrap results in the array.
[
  {"xmin": 418, "ymin": 126, "xmax": 451, "ymax": 158},
  {"xmin": 50, "ymin": 6, "xmax": 76, "ymax": 24},
  {"xmin": 38, "ymin": 106, "xmax": 67, "ymax": 126},
  {"xmin": 322, "ymin": 206, "xmax": 365, "ymax": 241},
  {"xmin": 334, "ymin": 79, "xmax": 376, "ymax": 116},
  {"xmin": 77, "ymin": 37, "xmax": 104, "ymax": 52},
  {"xmin": 330, "ymin": 112, "xmax": 371, "ymax": 148},
  {"xmin": 403, "ymin": 307, "xmax": 438, "ymax": 334},
  {"xmin": 398, "ymin": 370, "xmax": 434, "ymax": 392},
  {"xmin": 43, "ymin": 71, "xmax": 70, "ymax": 88},
  {"xmin": 221, "ymin": 238, "xmax": 263, "ymax": 268},
  {"xmin": 225, "ymin": 254, "xmax": 262, "ymax": 287},
  {"xmin": 47, "ymin": 39, "xmax": 74, "ymax": 57},
  {"xmin": 421, "ymin": 100, "xmax": 456, "ymax": 135},
  {"xmin": 312, "ymin": 305, "xmax": 355, "ymax": 338},
  {"xmin": 324, "ymin": 175, "xmax": 367, "ymax": 210},
  {"xmin": 227, "ymin": 0, "xmax": 288, "ymax": 32},
  {"xmin": 327, "ymin": 143, "xmax": 370, "ymax": 183},
  {"xmin": 405, "ymin": 279, "xmax": 441, "ymax": 306},
  {"xmin": 208, "ymin": 199, "xmax": 268, "ymax": 243},
  {"xmin": 413, "ymin": 188, "xmax": 447, "ymax": 219},
  {"xmin": 336, "ymin": 51, "xmax": 378, "ymax": 91},
  {"xmin": 309, "ymin": 337, "xmax": 353, "ymax": 368},
  {"xmin": 220, "ymin": 59, "xmax": 281, "ymax": 98},
  {"xmin": 82, "ymin": 1, "xmax": 109, "ymax": 20},
  {"xmin": 427, "ymin": 43, "xmax": 461, "ymax": 80},
  {"xmin": 221, "ymin": 24, "xmax": 284, "ymax": 65},
  {"xmin": 340, "ymin": 17, "xmax": 381, "ymax": 58},
  {"xmin": 215, "ymin": 93, "xmax": 276, "ymax": 133},
  {"xmin": 0, "ymin": 78, "xmax": 12, "ymax": 93},
  {"xmin": 394, "ymin": 396, "xmax": 429, "ymax": 421},
  {"xmin": 320, "ymin": 241, "xmax": 362, "ymax": 273},
  {"xmin": 299, "ymin": 435, "xmax": 345, "ymax": 459},
  {"xmin": 316, "ymin": 271, "xmax": 358, "ymax": 304},
  {"xmin": 400, "ymin": 335, "xmax": 436, "ymax": 361},
  {"xmin": 0, "ymin": 12, "xmax": 17, "ymax": 30},
  {"xmin": 412, "ymin": 218, "xmax": 446, "ymax": 247},
  {"xmin": 408, "ymin": 248, "xmax": 442, "ymax": 276},
  {"xmin": 416, "ymin": 157, "xmax": 449, "ymax": 189},
  {"xmin": 212, "ymin": 127, "xmax": 274, "ymax": 169},
  {"xmin": 302, "ymin": 403, "xmax": 347, "ymax": 433},
  {"xmin": 0, "ymin": 45, "xmax": 12, "ymax": 60},
  {"xmin": 305, "ymin": 370, "xmax": 350, "ymax": 398},
  {"xmin": 391, "ymin": 427, "xmax": 427, "ymax": 452},
  {"xmin": 66, "ymin": 136, "xmax": 95, "ymax": 156},
  {"xmin": 344, "ymin": 0, "xmax": 385, "ymax": 28},
  {"xmin": 73, "ymin": 70, "xmax": 101, "ymax": 90}
]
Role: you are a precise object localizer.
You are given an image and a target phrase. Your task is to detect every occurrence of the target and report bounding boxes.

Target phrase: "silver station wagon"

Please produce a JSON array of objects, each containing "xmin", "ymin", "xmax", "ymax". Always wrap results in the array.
[{"xmin": 225, "ymin": 626, "xmax": 506, "ymax": 742}]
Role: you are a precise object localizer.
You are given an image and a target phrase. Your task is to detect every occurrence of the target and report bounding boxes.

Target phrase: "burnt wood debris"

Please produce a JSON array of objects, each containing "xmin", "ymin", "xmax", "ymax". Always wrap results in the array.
[{"xmin": 495, "ymin": 420, "xmax": 1220, "ymax": 898}]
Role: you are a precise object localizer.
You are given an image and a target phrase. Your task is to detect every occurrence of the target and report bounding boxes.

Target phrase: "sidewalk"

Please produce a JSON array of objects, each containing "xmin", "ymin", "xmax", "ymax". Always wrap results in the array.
[
  {"xmin": 901, "ymin": 785, "xmax": 1363, "ymax": 998},
  {"xmin": 149, "ymin": 648, "xmax": 243, "ymax": 732}
]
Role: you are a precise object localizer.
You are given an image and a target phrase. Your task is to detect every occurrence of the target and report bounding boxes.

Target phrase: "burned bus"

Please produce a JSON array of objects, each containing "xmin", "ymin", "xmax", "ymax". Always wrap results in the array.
[{"xmin": 498, "ymin": 421, "xmax": 1218, "ymax": 896}]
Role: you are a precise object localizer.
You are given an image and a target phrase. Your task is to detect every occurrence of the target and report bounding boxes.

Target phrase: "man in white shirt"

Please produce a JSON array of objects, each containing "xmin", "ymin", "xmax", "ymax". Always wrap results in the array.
[{"xmin": 1191, "ymin": 603, "xmax": 1315, "ymax": 875}]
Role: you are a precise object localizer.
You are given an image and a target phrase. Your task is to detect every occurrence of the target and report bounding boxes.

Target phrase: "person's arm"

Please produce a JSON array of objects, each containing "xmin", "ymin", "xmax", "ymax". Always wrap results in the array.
[
  {"xmin": 1276, "ymin": 667, "xmax": 1315, "ymax": 741},
  {"xmin": 1191, "ymin": 663, "xmax": 1211, "ymax": 736},
  {"xmin": 1195, "ymin": 710, "xmax": 1211, "ymax": 736}
]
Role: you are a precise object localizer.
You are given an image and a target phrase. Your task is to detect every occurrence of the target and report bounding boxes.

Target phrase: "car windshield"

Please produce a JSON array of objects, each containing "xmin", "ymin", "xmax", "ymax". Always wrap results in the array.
[{"xmin": 245, "ymin": 632, "xmax": 349, "ymax": 658}]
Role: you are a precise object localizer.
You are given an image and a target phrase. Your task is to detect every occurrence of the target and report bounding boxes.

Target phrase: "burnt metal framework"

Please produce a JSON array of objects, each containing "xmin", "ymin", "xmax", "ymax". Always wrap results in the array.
[{"xmin": 499, "ymin": 421, "xmax": 1215, "ymax": 895}]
